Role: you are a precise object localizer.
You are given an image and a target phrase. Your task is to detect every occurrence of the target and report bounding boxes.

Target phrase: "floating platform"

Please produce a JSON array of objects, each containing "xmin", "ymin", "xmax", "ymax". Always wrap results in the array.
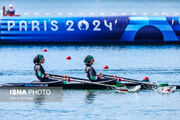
[{"xmin": 0, "ymin": 16, "xmax": 180, "ymax": 44}]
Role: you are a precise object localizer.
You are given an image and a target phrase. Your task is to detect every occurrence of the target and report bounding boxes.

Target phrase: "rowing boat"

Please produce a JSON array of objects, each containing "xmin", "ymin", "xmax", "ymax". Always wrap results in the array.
[
  {"xmin": 1, "ymin": 74, "xmax": 179, "ymax": 91},
  {"xmin": 0, "ymin": 82, "xmax": 138, "ymax": 89},
  {"xmin": 1, "ymin": 82, "xmax": 180, "ymax": 90}
]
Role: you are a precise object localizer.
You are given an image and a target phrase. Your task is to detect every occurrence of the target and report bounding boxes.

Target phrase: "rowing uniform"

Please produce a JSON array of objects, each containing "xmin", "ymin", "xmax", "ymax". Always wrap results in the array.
[
  {"xmin": 34, "ymin": 63, "xmax": 56, "ymax": 82},
  {"xmin": 34, "ymin": 63, "xmax": 47, "ymax": 82},
  {"xmin": 33, "ymin": 54, "xmax": 65, "ymax": 85},
  {"xmin": 33, "ymin": 63, "xmax": 63, "ymax": 84},
  {"xmin": 7, "ymin": 8, "xmax": 15, "ymax": 16},
  {"xmin": 85, "ymin": 65, "xmax": 97, "ymax": 81},
  {"xmin": 85, "ymin": 65, "xmax": 116, "ymax": 84}
]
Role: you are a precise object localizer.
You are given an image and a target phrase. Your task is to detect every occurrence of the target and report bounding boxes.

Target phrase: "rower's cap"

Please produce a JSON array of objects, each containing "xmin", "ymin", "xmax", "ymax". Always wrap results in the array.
[
  {"xmin": 38, "ymin": 54, "xmax": 44, "ymax": 61},
  {"xmin": 84, "ymin": 55, "xmax": 94, "ymax": 63},
  {"xmin": 33, "ymin": 54, "xmax": 44, "ymax": 64},
  {"xmin": 9, "ymin": 4, "xmax": 13, "ymax": 8}
]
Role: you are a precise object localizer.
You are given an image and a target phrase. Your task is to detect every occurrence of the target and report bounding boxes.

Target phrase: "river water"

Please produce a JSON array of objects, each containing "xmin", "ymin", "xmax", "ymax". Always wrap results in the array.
[{"xmin": 0, "ymin": 45, "xmax": 179, "ymax": 120}]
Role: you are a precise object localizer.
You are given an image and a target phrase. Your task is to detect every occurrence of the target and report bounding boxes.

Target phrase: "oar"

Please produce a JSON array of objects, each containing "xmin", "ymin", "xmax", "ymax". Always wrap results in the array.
[
  {"xmin": 50, "ymin": 74, "xmax": 89, "ymax": 82},
  {"xmin": 50, "ymin": 74, "xmax": 142, "ymax": 92},
  {"xmin": 49, "ymin": 74, "xmax": 121, "ymax": 89},
  {"xmin": 31, "ymin": 80, "xmax": 63, "ymax": 84},
  {"xmin": 104, "ymin": 74, "xmax": 180, "ymax": 92},
  {"xmin": 103, "ymin": 74, "xmax": 157, "ymax": 86}
]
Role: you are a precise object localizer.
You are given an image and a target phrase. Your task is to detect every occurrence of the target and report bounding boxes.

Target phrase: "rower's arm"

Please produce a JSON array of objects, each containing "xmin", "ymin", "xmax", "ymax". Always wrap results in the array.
[
  {"xmin": 35, "ymin": 65, "xmax": 46, "ymax": 78},
  {"xmin": 37, "ymin": 71, "xmax": 45, "ymax": 78},
  {"xmin": 88, "ymin": 68, "xmax": 98, "ymax": 81}
]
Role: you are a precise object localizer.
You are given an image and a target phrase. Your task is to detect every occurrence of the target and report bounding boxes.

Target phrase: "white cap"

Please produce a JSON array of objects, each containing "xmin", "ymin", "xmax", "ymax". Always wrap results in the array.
[{"xmin": 9, "ymin": 4, "xmax": 13, "ymax": 8}]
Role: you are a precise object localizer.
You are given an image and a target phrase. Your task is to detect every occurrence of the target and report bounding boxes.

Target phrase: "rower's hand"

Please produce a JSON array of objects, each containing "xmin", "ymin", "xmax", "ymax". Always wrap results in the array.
[
  {"xmin": 98, "ymin": 73, "xmax": 103, "ymax": 77},
  {"xmin": 45, "ymin": 73, "xmax": 49, "ymax": 78}
]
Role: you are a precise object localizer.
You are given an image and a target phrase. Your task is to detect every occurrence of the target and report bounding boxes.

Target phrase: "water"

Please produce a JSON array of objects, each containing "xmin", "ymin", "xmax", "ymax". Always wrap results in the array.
[
  {"xmin": 0, "ymin": 91, "xmax": 179, "ymax": 120},
  {"xmin": 0, "ymin": 45, "xmax": 179, "ymax": 120},
  {"xmin": 1, "ymin": 0, "xmax": 180, "ymax": 16},
  {"xmin": 0, "ymin": 45, "xmax": 180, "ymax": 84}
]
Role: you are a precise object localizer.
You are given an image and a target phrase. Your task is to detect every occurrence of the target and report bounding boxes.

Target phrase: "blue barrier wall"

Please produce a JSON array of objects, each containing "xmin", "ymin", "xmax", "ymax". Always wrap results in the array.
[{"xmin": 0, "ymin": 16, "xmax": 180, "ymax": 44}]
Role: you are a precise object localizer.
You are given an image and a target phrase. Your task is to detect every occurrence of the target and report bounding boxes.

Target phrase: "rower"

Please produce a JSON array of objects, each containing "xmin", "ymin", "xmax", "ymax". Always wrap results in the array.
[
  {"xmin": 1, "ymin": 6, "xmax": 7, "ymax": 16},
  {"xmin": 84, "ymin": 55, "xmax": 116, "ymax": 84},
  {"xmin": 7, "ymin": 4, "xmax": 15, "ymax": 16},
  {"xmin": 33, "ymin": 54, "xmax": 63, "ymax": 83}
]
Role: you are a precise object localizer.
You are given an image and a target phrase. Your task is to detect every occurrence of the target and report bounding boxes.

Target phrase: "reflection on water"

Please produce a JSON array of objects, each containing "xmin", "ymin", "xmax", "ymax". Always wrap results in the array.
[
  {"xmin": 85, "ymin": 90, "xmax": 97, "ymax": 104},
  {"xmin": 0, "ymin": 86, "xmax": 179, "ymax": 120},
  {"xmin": 34, "ymin": 95, "xmax": 46, "ymax": 104}
]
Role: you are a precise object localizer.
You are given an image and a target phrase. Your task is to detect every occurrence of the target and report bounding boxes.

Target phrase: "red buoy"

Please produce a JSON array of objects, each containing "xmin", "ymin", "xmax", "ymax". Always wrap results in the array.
[
  {"xmin": 143, "ymin": 77, "xmax": 149, "ymax": 80},
  {"xmin": 66, "ymin": 56, "xmax": 71, "ymax": 60},
  {"xmin": 42, "ymin": 48, "xmax": 47, "ymax": 52},
  {"xmin": 103, "ymin": 65, "xmax": 109, "ymax": 69}
]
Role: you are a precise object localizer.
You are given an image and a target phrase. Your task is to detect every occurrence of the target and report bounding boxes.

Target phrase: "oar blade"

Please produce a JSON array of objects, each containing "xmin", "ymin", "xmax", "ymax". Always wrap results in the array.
[
  {"xmin": 116, "ymin": 85, "xmax": 141, "ymax": 93},
  {"xmin": 128, "ymin": 85, "xmax": 141, "ymax": 92}
]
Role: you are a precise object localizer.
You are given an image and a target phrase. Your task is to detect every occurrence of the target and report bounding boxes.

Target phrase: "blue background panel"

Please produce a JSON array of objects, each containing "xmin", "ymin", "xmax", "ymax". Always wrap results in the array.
[{"xmin": 0, "ymin": 16, "xmax": 180, "ymax": 44}]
